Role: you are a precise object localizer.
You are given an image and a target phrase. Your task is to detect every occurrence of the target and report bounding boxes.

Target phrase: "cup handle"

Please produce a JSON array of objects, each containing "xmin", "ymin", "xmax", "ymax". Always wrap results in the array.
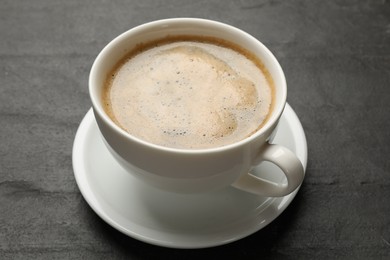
[{"xmin": 232, "ymin": 143, "xmax": 304, "ymax": 197}]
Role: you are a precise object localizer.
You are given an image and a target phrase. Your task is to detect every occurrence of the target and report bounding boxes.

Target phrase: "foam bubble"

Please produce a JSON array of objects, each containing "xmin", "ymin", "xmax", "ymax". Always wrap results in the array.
[{"xmin": 104, "ymin": 39, "xmax": 273, "ymax": 149}]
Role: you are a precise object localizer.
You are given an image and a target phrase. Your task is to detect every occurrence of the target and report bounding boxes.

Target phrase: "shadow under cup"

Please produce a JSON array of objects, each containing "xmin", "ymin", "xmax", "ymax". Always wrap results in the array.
[{"xmin": 89, "ymin": 18, "xmax": 287, "ymax": 194}]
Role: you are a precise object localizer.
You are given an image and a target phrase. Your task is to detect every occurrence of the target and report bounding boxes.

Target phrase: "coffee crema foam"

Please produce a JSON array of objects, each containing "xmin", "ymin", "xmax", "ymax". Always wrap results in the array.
[{"xmin": 103, "ymin": 36, "xmax": 274, "ymax": 149}]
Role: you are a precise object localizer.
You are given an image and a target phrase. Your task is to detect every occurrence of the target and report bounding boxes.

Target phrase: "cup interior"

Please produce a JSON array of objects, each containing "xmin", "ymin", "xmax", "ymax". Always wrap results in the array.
[{"xmin": 89, "ymin": 18, "xmax": 286, "ymax": 151}]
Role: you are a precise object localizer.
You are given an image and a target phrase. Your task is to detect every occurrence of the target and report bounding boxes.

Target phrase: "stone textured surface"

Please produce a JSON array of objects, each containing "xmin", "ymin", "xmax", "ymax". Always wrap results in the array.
[{"xmin": 1, "ymin": 0, "xmax": 389, "ymax": 258}]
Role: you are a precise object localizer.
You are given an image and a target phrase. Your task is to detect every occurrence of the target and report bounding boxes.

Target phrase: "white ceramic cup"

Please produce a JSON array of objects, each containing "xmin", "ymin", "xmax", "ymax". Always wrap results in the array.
[{"xmin": 89, "ymin": 18, "xmax": 304, "ymax": 197}]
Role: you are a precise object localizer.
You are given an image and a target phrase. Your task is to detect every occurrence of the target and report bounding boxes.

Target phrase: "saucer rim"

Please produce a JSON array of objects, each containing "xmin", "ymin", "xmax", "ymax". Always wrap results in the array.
[{"xmin": 72, "ymin": 103, "xmax": 307, "ymax": 249}]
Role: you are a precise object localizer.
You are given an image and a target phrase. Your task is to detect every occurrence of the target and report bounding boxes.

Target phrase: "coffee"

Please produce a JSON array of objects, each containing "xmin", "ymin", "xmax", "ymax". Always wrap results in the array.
[{"xmin": 103, "ymin": 36, "xmax": 274, "ymax": 149}]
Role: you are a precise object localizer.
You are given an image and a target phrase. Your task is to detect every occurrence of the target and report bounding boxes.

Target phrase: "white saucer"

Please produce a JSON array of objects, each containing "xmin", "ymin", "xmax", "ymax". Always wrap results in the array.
[{"xmin": 72, "ymin": 103, "xmax": 307, "ymax": 249}]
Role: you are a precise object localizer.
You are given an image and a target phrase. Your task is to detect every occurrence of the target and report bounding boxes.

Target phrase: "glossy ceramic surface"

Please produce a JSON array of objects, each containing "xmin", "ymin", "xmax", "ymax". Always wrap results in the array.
[{"xmin": 72, "ymin": 103, "xmax": 307, "ymax": 248}]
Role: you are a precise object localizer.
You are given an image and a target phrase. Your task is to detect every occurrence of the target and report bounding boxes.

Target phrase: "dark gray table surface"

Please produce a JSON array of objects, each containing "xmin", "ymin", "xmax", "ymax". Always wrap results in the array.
[{"xmin": 1, "ymin": 0, "xmax": 389, "ymax": 259}]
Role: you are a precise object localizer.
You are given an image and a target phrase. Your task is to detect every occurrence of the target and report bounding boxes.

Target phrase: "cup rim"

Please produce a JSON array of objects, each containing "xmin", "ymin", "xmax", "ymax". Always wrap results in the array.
[{"xmin": 89, "ymin": 18, "xmax": 287, "ymax": 154}]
